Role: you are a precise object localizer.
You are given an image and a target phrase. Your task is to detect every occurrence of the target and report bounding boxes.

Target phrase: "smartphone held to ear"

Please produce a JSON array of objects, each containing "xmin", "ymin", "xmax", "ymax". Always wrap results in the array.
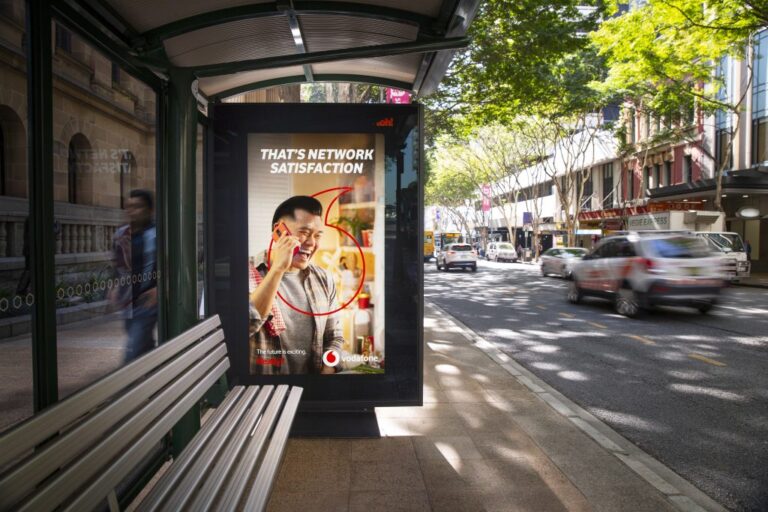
[{"xmin": 272, "ymin": 222, "xmax": 301, "ymax": 256}]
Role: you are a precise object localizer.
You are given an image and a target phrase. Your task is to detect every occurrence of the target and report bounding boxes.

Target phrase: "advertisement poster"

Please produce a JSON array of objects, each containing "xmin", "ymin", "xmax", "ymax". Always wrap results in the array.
[{"xmin": 247, "ymin": 133, "xmax": 385, "ymax": 376}]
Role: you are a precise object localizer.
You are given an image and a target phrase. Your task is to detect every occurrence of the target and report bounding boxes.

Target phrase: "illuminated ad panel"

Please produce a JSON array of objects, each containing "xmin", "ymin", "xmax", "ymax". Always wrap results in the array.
[
  {"xmin": 211, "ymin": 103, "xmax": 422, "ymax": 407},
  {"xmin": 247, "ymin": 134, "xmax": 385, "ymax": 375}
]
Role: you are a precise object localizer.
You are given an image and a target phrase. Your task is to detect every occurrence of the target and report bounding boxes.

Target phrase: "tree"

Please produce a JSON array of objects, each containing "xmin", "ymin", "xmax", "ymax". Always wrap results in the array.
[
  {"xmin": 591, "ymin": 0, "xmax": 761, "ymax": 210},
  {"xmin": 515, "ymin": 114, "xmax": 611, "ymax": 246},
  {"xmin": 423, "ymin": 0, "xmax": 608, "ymax": 138},
  {"xmin": 426, "ymin": 143, "xmax": 479, "ymax": 244}
]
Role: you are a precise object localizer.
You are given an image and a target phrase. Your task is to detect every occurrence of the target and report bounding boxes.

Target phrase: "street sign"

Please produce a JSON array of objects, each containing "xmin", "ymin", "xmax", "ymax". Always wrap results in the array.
[
  {"xmin": 523, "ymin": 212, "xmax": 532, "ymax": 225},
  {"xmin": 482, "ymin": 184, "xmax": 491, "ymax": 212}
]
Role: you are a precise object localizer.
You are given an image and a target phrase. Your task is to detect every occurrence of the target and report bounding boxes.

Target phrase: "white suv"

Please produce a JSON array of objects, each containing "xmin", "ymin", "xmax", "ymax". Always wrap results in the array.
[
  {"xmin": 568, "ymin": 234, "xmax": 725, "ymax": 317},
  {"xmin": 436, "ymin": 243, "xmax": 478, "ymax": 272},
  {"xmin": 487, "ymin": 242, "xmax": 518, "ymax": 262}
]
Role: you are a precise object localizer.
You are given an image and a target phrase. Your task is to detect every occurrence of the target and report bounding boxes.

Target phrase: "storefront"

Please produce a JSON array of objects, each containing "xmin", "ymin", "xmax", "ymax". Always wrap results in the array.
[{"xmin": 648, "ymin": 168, "xmax": 768, "ymax": 272}]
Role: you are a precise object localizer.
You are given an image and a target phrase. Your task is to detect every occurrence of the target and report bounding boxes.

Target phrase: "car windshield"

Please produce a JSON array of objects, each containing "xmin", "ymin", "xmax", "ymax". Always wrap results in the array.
[
  {"xmin": 699, "ymin": 233, "xmax": 744, "ymax": 253},
  {"xmin": 450, "ymin": 244, "xmax": 473, "ymax": 251},
  {"xmin": 643, "ymin": 237, "xmax": 711, "ymax": 258},
  {"xmin": 561, "ymin": 249, "xmax": 587, "ymax": 258},
  {"xmin": 498, "ymin": 243, "xmax": 514, "ymax": 250}
]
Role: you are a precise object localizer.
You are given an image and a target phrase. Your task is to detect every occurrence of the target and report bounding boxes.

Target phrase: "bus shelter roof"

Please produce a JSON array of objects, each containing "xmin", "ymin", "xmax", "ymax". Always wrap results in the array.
[{"xmin": 61, "ymin": 0, "xmax": 479, "ymax": 101}]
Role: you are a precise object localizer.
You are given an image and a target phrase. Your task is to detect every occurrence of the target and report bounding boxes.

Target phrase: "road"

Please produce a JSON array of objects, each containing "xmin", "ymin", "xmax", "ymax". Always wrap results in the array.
[{"xmin": 425, "ymin": 259, "xmax": 768, "ymax": 512}]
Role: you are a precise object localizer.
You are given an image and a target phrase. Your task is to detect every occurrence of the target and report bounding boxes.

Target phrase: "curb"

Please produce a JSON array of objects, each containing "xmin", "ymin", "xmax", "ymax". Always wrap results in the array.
[{"xmin": 427, "ymin": 301, "xmax": 728, "ymax": 512}]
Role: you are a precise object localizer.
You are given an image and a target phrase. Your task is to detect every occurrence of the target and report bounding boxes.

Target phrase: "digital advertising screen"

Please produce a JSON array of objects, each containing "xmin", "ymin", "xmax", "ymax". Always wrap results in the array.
[
  {"xmin": 210, "ymin": 103, "xmax": 422, "ymax": 408},
  {"xmin": 247, "ymin": 134, "xmax": 385, "ymax": 375}
]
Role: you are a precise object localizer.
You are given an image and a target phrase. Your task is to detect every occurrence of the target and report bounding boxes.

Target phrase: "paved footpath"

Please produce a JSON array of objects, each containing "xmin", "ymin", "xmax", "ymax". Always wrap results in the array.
[{"xmin": 264, "ymin": 304, "xmax": 723, "ymax": 512}]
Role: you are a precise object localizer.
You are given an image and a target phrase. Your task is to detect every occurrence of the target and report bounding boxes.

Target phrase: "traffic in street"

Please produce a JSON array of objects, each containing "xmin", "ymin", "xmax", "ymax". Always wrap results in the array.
[{"xmin": 426, "ymin": 258, "xmax": 768, "ymax": 512}]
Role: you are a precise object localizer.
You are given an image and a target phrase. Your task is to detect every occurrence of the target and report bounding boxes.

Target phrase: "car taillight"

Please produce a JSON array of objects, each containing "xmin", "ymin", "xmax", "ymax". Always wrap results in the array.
[
  {"xmin": 448, "ymin": 251, "xmax": 455, "ymax": 255},
  {"xmin": 641, "ymin": 258, "xmax": 664, "ymax": 274}
]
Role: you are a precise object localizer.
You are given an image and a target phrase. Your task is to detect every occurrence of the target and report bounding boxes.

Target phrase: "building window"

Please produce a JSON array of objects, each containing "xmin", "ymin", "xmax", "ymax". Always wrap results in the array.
[
  {"xmin": 55, "ymin": 24, "xmax": 72, "ymax": 53},
  {"xmin": 67, "ymin": 141, "xmax": 77, "ymax": 203},
  {"xmin": 602, "ymin": 163, "xmax": 613, "ymax": 209},
  {"xmin": 716, "ymin": 129, "xmax": 732, "ymax": 171},
  {"xmin": 111, "ymin": 62, "xmax": 122, "ymax": 86},
  {"xmin": 715, "ymin": 55, "xmax": 733, "ymax": 171},
  {"xmin": 629, "ymin": 108, "xmax": 636, "ymax": 143},
  {"xmin": 683, "ymin": 155, "xmax": 693, "ymax": 184},
  {"xmin": 653, "ymin": 163, "xmax": 661, "ymax": 189},
  {"xmin": 752, "ymin": 30, "xmax": 768, "ymax": 165},
  {"xmin": 627, "ymin": 169, "xmax": 634, "ymax": 200},
  {"xmin": 754, "ymin": 118, "xmax": 768, "ymax": 164},
  {"xmin": 643, "ymin": 166, "xmax": 650, "ymax": 192},
  {"xmin": 119, "ymin": 152, "xmax": 134, "ymax": 208},
  {"xmin": 664, "ymin": 161, "xmax": 672, "ymax": 186},
  {"xmin": 582, "ymin": 173, "xmax": 593, "ymax": 211}
]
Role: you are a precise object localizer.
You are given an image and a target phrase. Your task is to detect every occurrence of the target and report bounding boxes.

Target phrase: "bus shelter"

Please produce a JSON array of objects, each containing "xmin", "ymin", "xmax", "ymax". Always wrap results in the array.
[{"xmin": 0, "ymin": 0, "xmax": 478, "ymax": 504}]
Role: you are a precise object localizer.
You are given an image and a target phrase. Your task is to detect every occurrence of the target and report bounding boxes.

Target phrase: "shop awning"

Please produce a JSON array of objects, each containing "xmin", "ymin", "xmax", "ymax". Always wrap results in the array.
[
  {"xmin": 59, "ymin": 0, "xmax": 479, "ymax": 101},
  {"xmin": 648, "ymin": 167, "xmax": 768, "ymax": 201}
]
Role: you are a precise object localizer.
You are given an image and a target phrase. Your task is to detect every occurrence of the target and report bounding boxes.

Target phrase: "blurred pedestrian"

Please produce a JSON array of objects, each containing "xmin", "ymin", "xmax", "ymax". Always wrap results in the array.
[
  {"xmin": 111, "ymin": 189, "xmax": 157, "ymax": 363},
  {"xmin": 745, "ymin": 240, "xmax": 752, "ymax": 261}
]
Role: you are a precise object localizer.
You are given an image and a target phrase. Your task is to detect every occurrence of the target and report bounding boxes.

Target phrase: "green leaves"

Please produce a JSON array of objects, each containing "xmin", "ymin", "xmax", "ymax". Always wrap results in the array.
[{"xmin": 591, "ymin": 0, "xmax": 757, "ymax": 116}]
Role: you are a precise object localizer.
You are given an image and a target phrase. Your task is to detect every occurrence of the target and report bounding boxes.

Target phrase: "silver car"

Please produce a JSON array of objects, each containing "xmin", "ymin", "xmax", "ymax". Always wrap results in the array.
[
  {"xmin": 540, "ymin": 247, "xmax": 588, "ymax": 278},
  {"xmin": 487, "ymin": 242, "xmax": 518, "ymax": 262}
]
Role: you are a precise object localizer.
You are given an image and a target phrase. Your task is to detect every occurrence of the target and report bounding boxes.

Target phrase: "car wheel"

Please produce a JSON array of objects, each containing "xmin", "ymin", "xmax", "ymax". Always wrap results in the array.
[
  {"xmin": 564, "ymin": 269, "xmax": 573, "ymax": 280},
  {"xmin": 567, "ymin": 280, "xmax": 582, "ymax": 304},
  {"xmin": 615, "ymin": 286, "xmax": 641, "ymax": 318},
  {"xmin": 471, "ymin": 265, "xmax": 477, "ymax": 272},
  {"xmin": 697, "ymin": 302, "xmax": 714, "ymax": 314},
  {"xmin": 493, "ymin": 254, "xmax": 498, "ymax": 262},
  {"xmin": 435, "ymin": 260, "xmax": 441, "ymax": 271},
  {"xmin": 541, "ymin": 266, "xmax": 547, "ymax": 277}
]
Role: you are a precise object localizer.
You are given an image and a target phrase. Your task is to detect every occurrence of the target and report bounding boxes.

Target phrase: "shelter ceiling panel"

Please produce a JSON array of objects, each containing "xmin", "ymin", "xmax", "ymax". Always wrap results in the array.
[
  {"xmin": 331, "ymin": 0, "xmax": 444, "ymax": 17},
  {"xmin": 298, "ymin": 15, "xmax": 418, "ymax": 53},
  {"xmin": 105, "ymin": 0, "xmax": 272, "ymax": 32},
  {"xmin": 311, "ymin": 54, "xmax": 421, "ymax": 83},
  {"xmin": 164, "ymin": 17, "xmax": 295, "ymax": 67},
  {"xmin": 197, "ymin": 66, "xmax": 306, "ymax": 96}
]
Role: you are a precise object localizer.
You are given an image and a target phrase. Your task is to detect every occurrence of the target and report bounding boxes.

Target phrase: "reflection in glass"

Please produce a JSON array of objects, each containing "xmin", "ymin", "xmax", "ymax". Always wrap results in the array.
[
  {"xmin": 51, "ymin": 20, "xmax": 158, "ymax": 399},
  {"xmin": 0, "ymin": 0, "xmax": 33, "ymax": 432}
]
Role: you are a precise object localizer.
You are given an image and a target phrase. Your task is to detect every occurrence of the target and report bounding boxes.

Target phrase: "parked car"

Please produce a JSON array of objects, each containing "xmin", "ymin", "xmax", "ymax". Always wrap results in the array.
[
  {"xmin": 436, "ymin": 243, "xmax": 477, "ymax": 271},
  {"xmin": 540, "ymin": 247, "xmax": 588, "ymax": 278},
  {"xmin": 568, "ymin": 234, "xmax": 725, "ymax": 317},
  {"xmin": 486, "ymin": 242, "xmax": 518, "ymax": 262}
]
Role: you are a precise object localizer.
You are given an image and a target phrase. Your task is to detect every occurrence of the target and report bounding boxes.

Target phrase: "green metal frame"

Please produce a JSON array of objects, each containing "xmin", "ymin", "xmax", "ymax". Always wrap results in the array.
[
  {"xmin": 211, "ymin": 74, "xmax": 414, "ymax": 102},
  {"xmin": 27, "ymin": 0, "xmax": 58, "ymax": 411},
  {"xmin": 191, "ymin": 37, "xmax": 468, "ymax": 78}
]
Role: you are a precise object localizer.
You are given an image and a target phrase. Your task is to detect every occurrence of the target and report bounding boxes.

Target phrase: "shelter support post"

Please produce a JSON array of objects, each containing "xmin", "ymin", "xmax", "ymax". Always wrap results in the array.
[
  {"xmin": 164, "ymin": 69, "xmax": 201, "ymax": 455},
  {"xmin": 27, "ymin": 0, "xmax": 58, "ymax": 411}
]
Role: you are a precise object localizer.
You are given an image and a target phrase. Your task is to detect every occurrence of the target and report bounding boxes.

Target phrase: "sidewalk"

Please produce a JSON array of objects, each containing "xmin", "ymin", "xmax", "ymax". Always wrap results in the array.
[{"xmin": 266, "ymin": 304, "xmax": 722, "ymax": 512}]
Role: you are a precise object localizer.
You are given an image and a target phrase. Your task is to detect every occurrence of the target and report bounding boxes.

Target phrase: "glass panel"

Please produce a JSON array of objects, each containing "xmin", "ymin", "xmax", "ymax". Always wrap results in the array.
[
  {"xmin": 51, "ymin": 21, "xmax": 158, "ymax": 398},
  {"xmin": 0, "ymin": 0, "xmax": 33, "ymax": 432}
]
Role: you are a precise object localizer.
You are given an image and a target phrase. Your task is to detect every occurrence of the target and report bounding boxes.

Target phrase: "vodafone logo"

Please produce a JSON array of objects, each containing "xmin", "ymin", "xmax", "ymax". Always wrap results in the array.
[{"xmin": 322, "ymin": 349, "xmax": 340, "ymax": 367}]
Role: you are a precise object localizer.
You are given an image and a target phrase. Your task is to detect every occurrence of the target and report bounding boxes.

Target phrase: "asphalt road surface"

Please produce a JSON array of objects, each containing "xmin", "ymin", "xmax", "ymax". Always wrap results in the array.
[{"xmin": 426, "ymin": 259, "xmax": 768, "ymax": 512}]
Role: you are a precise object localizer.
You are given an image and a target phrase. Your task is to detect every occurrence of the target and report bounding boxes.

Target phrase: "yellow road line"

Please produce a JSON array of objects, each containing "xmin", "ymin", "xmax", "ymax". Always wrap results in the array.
[
  {"xmin": 625, "ymin": 334, "xmax": 656, "ymax": 346},
  {"xmin": 587, "ymin": 321, "xmax": 607, "ymax": 329},
  {"xmin": 536, "ymin": 305, "xmax": 547, "ymax": 310},
  {"xmin": 559, "ymin": 312, "xmax": 575, "ymax": 318},
  {"xmin": 688, "ymin": 353, "xmax": 727, "ymax": 367}
]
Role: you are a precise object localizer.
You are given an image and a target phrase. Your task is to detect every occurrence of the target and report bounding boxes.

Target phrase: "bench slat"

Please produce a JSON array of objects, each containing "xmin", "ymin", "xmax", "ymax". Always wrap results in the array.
[
  {"xmin": 60, "ymin": 358, "xmax": 231, "ymax": 512},
  {"xmin": 183, "ymin": 386, "xmax": 277, "ymax": 512},
  {"xmin": 136, "ymin": 386, "xmax": 249, "ymax": 512},
  {"xmin": 15, "ymin": 349, "xmax": 229, "ymax": 512},
  {"xmin": 243, "ymin": 386, "xmax": 303, "ymax": 512},
  {"xmin": 0, "ymin": 315, "xmax": 223, "ymax": 469},
  {"xmin": 0, "ymin": 330, "xmax": 226, "ymax": 506},
  {"xmin": 217, "ymin": 385, "xmax": 290, "ymax": 512}
]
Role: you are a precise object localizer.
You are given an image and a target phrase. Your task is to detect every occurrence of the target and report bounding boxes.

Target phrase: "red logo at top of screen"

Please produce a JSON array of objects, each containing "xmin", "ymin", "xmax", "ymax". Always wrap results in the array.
[
  {"xmin": 323, "ymin": 349, "xmax": 340, "ymax": 367},
  {"xmin": 376, "ymin": 117, "xmax": 394, "ymax": 127}
]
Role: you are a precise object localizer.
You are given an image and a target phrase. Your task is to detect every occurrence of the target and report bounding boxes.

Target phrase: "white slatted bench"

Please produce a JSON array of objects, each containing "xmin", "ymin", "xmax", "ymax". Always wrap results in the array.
[{"xmin": 0, "ymin": 315, "xmax": 302, "ymax": 512}]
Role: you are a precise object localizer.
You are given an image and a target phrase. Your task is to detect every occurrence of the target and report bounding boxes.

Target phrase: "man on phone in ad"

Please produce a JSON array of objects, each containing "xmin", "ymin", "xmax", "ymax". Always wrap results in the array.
[{"xmin": 249, "ymin": 195, "xmax": 345, "ymax": 375}]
